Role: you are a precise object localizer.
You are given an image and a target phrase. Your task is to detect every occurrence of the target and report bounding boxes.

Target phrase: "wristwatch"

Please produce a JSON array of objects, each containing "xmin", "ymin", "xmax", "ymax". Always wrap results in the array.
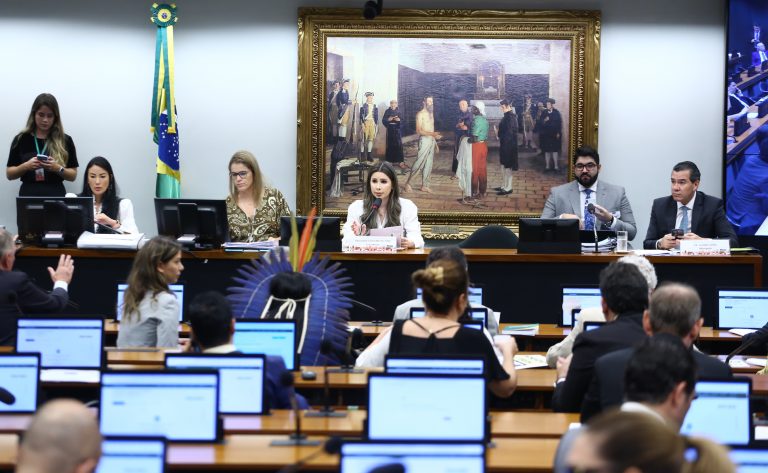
[{"xmin": 57, "ymin": 166, "xmax": 65, "ymax": 175}]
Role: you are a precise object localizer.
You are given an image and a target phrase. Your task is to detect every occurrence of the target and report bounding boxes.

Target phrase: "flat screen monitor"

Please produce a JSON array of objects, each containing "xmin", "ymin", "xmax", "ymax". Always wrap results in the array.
[
  {"xmin": 16, "ymin": 317, "xmax": 104, "ymax": 369},
  {"xmin": 561, "ymin": 286, "xmax": 602, "ymax": 326},
  {"xmin": 154, "ymin": 198, "xmax": 228, "ymax": 249},
  {"xmin": 366, "ymin": 373, "xmax": 487, "ymax": 442},
  {"xmin": 233, "ymin": 319, "xmax": 298, "ymax": 370},
  {"xmin": 517, "ymin": 218, "xmax": 580, "ymax": 254},
  {"xmin": 100, "ymin": 371, "xmax": 220, "ymax": 442},
  {"xmin": 461, "ymin": 320, "xmax": 484, "ymax": 331},
  {"xmin": 96, "ymin": 437, "xmax": 166, "ymax": 473},
  {"xmin": 729, "ymin": 446, "xmax": 768, "ymax": 473},
  {"xmin": 165, "ymin": 353, "xmax": 266, "ymax": 415},
  {"xmin": 583, "ymin": 321, "xmax": 605, "ymax": 332},
  {"xmin": 680, "ymin": 378, "xmax": 752, "ymax": 446},
  {"xmin": 279, "ymin": 216, "xmax": 342, "ymax": 252},
  {"xmin": 340, "ymin": 442, "xmax": 486, "ymax": 473},
  {"xmin": 410, "ymin": 306, "xmax": 486, "ymax": 327},
  {"xmin": 117, "ymin": 283, "xmax": 184, "ymax": 321},
  {"xmin": 417, "ymin": 286, "xmax": 483, "ymax": 306},
  {"xmin": 0, "ymin": 353, "xmax": 40, "ymax": 413},
  {"xmin": 716, "ymin": 288, "xmax": 768, "ymax": 329},
  {"xmin": 16, "ymin": 196, "xmax": 94, "ymax": 246},
  {"xmin": 385, "ymin": 355, "xmax": 485, "ymax": 376}
]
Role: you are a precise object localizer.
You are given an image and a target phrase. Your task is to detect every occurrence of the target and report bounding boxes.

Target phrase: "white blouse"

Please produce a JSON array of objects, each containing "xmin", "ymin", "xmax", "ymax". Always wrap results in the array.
[
  {"xmin": 93, "ymin": 199, "xmax": 139, "ymax": 234},
  {"xmin": 342, "ymin": 197, "xmax": 424, "ymax": 249}
]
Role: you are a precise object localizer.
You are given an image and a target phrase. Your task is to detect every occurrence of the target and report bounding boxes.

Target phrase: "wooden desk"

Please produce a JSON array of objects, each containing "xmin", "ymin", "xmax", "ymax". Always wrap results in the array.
[{"xmin": 104, "ymin": 321, "xmax": 190, "ymax": 337}]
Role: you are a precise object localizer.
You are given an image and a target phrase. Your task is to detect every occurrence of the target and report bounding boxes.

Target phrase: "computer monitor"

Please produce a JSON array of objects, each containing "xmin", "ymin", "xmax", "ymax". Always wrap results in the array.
[
  {"xmin": 366, "ymin": 373, "xmax": 487, "ymax": 441},
  {"xmin": 716, "ymin": 288, "xmax": 768, "ymax": 329},
  {"xmin": 96, "ymin": 437, "xmax": 167, "ymax": 473},
  {"xmin": 100, "ymin": 371, "xmax": 220, "ymax": 442},
  {"xmin": 681, "ymin": 378, "xmax": 752, "ymax": 446},
  {"xmin": 165, "ymin": 353, "xmax": 267, "ymax": 415},
  {"xmin": 154, "ymin": 198, "xmax": 228, "ymax": 249},
  {"xmin": 561, "ymin": 286, "xmax": 602, "ymax": 326},
  {"xmin": 410, "ymin": 306, "xmax": 486, "ymax": 327},
  {"xmin": 233, "ymin": 319, "xmax": 298, "ymax": 370},
  {"xmin": 0, "ymin": 353, "xmax": 40, "ymax": 413},
  {"xmin": 583, "ymin": 321, "xmax": 605, "ymax": 332},
  {"xmin": 340, "ymin": 442, "xmax": 485, "ymax": 473},
  {"xmin": 279, "ymin": 216, "xmax": 342, "ymax": 252},
  {"xmin": 417, "ymin": 286, "xmax": 483, "ymax": 306},
  {"xmin": 409, "ymin": 307, "xmax": 426, "ymax": 319},
  {"xmin": 16, "ymin": 196, "xmax": 94, "ymax": 246},
  {"xmin": 461, "ymin": 320, "xmax": 484, "ymax": 331},
  {"xmin": 729, "ymin": 446, "xmax": 768, "ymax": 473},
  {"xmin": 517, "ymin": 218, "xmax": 580, "ymax": 254},
  {"xmin": 116, "ymin": 283, "xmax": 184, "ymax": 321},
  {"xmin": 385, "ymin": 355, "xmax": 485, "ymax": 376},
  {"xmin": 16, "ymin": 317, "xmax": 104, "ymax": 370}
]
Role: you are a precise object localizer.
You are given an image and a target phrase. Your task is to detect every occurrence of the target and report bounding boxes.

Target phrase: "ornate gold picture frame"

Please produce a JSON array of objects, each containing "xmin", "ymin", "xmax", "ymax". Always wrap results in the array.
[{"xmin": 297, "ymin": 8, "xmax": 601, "ymax": 238}]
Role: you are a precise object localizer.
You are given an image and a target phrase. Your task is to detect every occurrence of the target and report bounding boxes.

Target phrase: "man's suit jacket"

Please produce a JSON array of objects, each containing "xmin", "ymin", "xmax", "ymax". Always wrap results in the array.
[
  {"xmin": 580, "ymin": 344, "xmax": 732, "ymax": 423},
  {"xmin": 541, "ymin": 180, "xmax": 637, "ymax": 240},
  {"xmin": 0, "ymin": 270, "xmax": 68, "ymax": 346},
  {"xmin": 551, "ymin": 312, "xmax": 646, "ymax": 413},
  {"xmin": 643, "ymin": 192, "xmax": 739, "ymax": 249}
]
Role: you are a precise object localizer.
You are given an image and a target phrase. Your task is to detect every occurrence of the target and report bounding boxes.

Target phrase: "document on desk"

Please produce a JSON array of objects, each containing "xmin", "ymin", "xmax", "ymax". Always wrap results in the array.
[
  {"xmin": 502, "ymin": 324, "xmax": 539, "ymax": 336},
  {"xmin": 513, "ymin": 354, "xmax": 548, "ymax": 370},
  {"xmin": 77, "ymin": 232, "xmax": 146, "ymax": 250},
  {"xmin": 223, "ymin": 240, "xmax": 277, "ymax": 251}
]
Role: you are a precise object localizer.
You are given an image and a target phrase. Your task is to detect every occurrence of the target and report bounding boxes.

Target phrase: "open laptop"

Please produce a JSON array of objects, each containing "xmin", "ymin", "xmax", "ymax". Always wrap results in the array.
[
  {"xmin": 729, "ymin": 446, "xmax": 768, "ymax": 473},
  {"xmin": 417, "ymin": 286, "xmax": 483, "ymax": 306},
  {"xmin": 96, "ymin": 437, "xmax": 166, "ymax": 473},
  {"xmin": 0, "ymin": 353, "xmax": 40, "ymax": 413},
  {"xmin": 100, "ymin": 370, "xmax": 220, "ymax": 442},
  {"xmin": 165, "ymin": 353, "xmax": 267, "ymax": 415},
  {"xmin": 716, "ymin": 288, "xmax": 768, "ymax": 329},
  {"xmin": 561, "ymin": 285, "xmax": 601, "ymax": 326},
  {"xmin": 385, "ymin": 355, "xmax": 485, "ymax": 376},
  {"xmin": 366, "ymin": 373, "xmax": 487, "ymax": 442},
  {"xmin": 340, "ymin": 442, "xmax": 486, "ymax": 473},
  {"xmin": 16, "ymin": 317, "xmax": 104, "ymax": 383},
  {"xmin": 680, "ymin": 378, "xmax": 752, "ymax": 446},
  {"xmin": 116, "ymin": 283, "xmax": 184, "ymax": 321},
  {"xmin": 233, "ymin": 319, "xmax": 298, "ymax": 370}
]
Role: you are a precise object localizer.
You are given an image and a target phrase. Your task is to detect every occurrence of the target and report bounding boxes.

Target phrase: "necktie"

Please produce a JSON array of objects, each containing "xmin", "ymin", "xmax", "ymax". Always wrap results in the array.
[
  {"xmin": 583, "ymin": 189, "xmax": 595, "ymax": 230},
  {"xmin": 680, "ymin": 206, "xmax": 689, "ymax": 234}
]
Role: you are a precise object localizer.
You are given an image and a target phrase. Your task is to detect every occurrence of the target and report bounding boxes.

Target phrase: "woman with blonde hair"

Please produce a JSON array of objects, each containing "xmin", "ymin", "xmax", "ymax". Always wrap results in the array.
[
  {"xmin": 117, "ymin": 236, "xmax": 184, "ymax": 348},
  {"xmin": 7, "ymin": 93, "xmax": 78, "ymax": 196},
  {"xmin": 226, "ymin": 150, "xmax": 291, "ymax": 242}
]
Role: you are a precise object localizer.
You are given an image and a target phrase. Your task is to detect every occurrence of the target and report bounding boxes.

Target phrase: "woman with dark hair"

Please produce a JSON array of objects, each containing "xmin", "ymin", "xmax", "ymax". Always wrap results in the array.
[
  {"xmin": 342, "ymin": 161, "xmax": 423, "ymax": 249},
  {"xmin": 6, "ymin": 93, "xmax": 78, "ymax": 196},
  {"xmin": 79, "ymin": 156, "xmax": 138, "ymax": 234}
]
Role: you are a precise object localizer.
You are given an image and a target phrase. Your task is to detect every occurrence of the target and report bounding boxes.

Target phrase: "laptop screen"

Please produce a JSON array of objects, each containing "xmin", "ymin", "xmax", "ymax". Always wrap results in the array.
[
  {"xmin": 385, "ymin": 356, "xmax": 485, "ymax": 376},
  {"xmin": 0, "ymin": 354, "xmax": 39, "ymax": 413},
  {"xmin": 117, "ymin": 283, "xmax": 184, "ymax": 321},
  {"xmin": 233, "ymin": 320, "xmax": 298, "ymax": 370},
  {"xmin": 583, "ymin": 321, "xmax": 605, "ymax": 332},
  {"xmin": 461, "ymin": 321, "xmax": 484, "ymax": 331},
  {"xmin": 340, "ymin": 442, "xmax": 485, "ymax": 473},
  {"xmin": 729, "ymin": 447, "xmax": 768, "ymax": 473},
  {"xmin": 680, "ymin": 379, "xmax": 752, "ymax": 446},
  {"xmin": 717, "ymin": 289, "xmax": 768, "ymax": 329},
  {"xmin": 367, "ymin": 374, "xmax": 486, "ymax": 441},
  {"xmin": 100, "ymin": 371, "xmax": 219, "ymax": 442},
  {"xmin": 96, "ymin": 437, "xmax": 166, "ymax": 473},
  {"xmin": 417, "ymin": 287, "xmax": 482, "ymax": 306},
  {"xmin": 165, "ymin": 354, "xmax": 266, "ymax": 415},
  {"xmin": 561, "ymin": 286, "xmax": 601, "ymax": 326},
  {"xmin": 468, "ymin": 308, "xmax": 487, "ymax": 327},
  {"xmin": 16, "ymin": 318, "xmax": 104, "ymax": 369}
]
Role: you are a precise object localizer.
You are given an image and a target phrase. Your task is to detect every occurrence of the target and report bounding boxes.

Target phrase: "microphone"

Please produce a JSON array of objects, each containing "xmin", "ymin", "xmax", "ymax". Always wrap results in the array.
[
  {"xmin": 0, "ymin": 387, "xmax": 15, "ymax": 405},
  {"xmin": 275, "ymin": 436, "xmax": 343, "ymax": 473},
  {"xmin": 725, "ymin": 323, "xmax": 768, "ymax": 364},
  {"xmin": 587, "ymin": 203, "xmax": 599, "ymax": 252},
  {"xmin": 361, "ymin": 198, "xmax": 382, "ymax": 231},
  {"xmin": 326, "ymin": 331, "xmax": 364, "ymax": 374},
  {"xmin": 270, "ymin": 371, "xmax": 322, "ymax": 446},
  {"xmin": 306, "ymin": 340, "xmax": 347, "ymax": 418}
]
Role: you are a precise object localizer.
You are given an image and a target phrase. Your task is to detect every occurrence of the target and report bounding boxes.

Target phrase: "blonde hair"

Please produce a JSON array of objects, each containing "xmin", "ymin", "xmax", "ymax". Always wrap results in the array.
[
  {"xmin": 122, "ymin": 236, "xmax": 182, "ymax": 321},
  {"xmin": 411, "ymin": 259, "xmax": 468, "ymax": 315},
  {"xmin": 18, "ymin": 93, "xmax": 69, "ymax": 167},
  {"xmin": 228, "ymin": 150, "xmax": 264, "ymax": 208}
]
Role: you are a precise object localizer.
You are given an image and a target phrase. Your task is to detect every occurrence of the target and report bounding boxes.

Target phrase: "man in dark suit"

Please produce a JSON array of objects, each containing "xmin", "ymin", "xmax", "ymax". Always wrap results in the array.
[
  {"xmin": 643, "ymin": 161, "xmax": 738, "ymax": 249},
  {"xmin": 580, "ymin": 282, "xmax": 731, "ymax": 422},
  {"xmin": 0, "ymin": 229, "xmax": 73, "ymax": 346},
  {"xmin": 551, "ymin": 261, "xmax": 648, "ymax": 412}
]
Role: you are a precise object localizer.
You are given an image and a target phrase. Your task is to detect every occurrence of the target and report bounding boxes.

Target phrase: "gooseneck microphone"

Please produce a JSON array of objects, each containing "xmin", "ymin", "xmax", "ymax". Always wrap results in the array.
[
  {"xmin": 726, "ymin": 323, "xmax": 768, "ymax": 364},
  {"xmin": 276, "ymin": 436, "xmax": 343, "ymax": 473},
  {"xmin": 270, "ymin": 371, "xmax": 322, "ymax": 446},
  {"xmin": 587, "ymin": 203, "xmax": 598, "ymax": 252},
  {"xmin": 306, "ymin": 340, "xmax": 347, "ymax": 418},
  {"xmin": 361, "ymin": 198, "xmax": 382, "ymax": 232}
]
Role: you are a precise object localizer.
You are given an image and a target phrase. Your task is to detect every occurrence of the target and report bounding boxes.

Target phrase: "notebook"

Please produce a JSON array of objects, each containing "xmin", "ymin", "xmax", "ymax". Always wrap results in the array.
[
  {"xmin": 561, "ymin": 286, "xmax": 601, "ymax": 326},
  {"xmin": 165, "ymin": 353, "xmax": 267, "ymax": 415},
  {"xmin": 340, "ymin": 442, "xmax": 485, "ymax": 473},
  {"xmin": 716, "ymin": 288, "xmax": 768, "ymax": 329},
  {"xmin": 385, "ymin": 355, "xmax": 485, "ymax": 376},
  {"xmin": 0, "ymin": 353, "xmax": 40, "ymax": 413},
  {"xmin": 233, "ymin": 319, "xmax": 298, "ymax": 370},
  {"xmin": 96, "ymin": 437, "xmax": 166, "ymax": 473},
  {"xmin": 366, "ymin": 373, "xmax": 487, "ymax": 441},
  {"xmin": 417, "ymin": 287, "xmax": 483, "ymax": 306},
  {"xmin": 680, "ymin": 378, "xmax": 752, "ymax": 446},
  {"xmin": 16, "ymin": 317, "xmax": 104, "ymax": 383},
  {"xmin": 728, "ymin": 446, "xmax": 768, "ymax": 473},
  {"xmin": 117, "ymin": 283, "xmax": 184, "ymax": 321},
  {"xmin": 100, "ymin": 370, "xmax": 220, "ymax": 442}
]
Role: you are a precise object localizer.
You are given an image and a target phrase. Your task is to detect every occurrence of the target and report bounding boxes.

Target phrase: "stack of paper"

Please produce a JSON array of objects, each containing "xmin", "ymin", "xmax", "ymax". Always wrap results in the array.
[
  {"xmin": 502, "ymin": 324, "xmax": 539, "ymax": 336},
  {"xmin": 223, "ymin": 240, "xmax": 277, "ymax": 251},
  {"xmin": 513, "ymin": 354, "xmax": 548, "ymax": 370},
  {"xmin": 77, "ymin": 231, "xmax": 145, "ymax": 250}
]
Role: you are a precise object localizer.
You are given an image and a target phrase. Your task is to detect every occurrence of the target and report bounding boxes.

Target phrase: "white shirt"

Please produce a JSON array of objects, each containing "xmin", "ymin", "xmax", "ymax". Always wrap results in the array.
[
  {"xmin": 675, "ymin": 192, "xmax": 696, "ymax": 233},
  {"xmin": 342, "ymin": 198, "xmax": 424, "ymax": 249},
  {"xmin": 92, "ymin": 198, "xmax": 139, "ymax": 234}
]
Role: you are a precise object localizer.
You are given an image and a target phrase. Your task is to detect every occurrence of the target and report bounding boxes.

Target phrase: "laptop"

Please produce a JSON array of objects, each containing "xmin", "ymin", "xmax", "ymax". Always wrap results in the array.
[
  {"xmin": 116, "ymin": 283, "xmax": 184, "ymax": 321},
  {"xmin": 716, "ymin": 288, "xmax": 768, "ymax": 329},
  {"xmin": 728, "ymin": 446, "xmax": 768, "ymax": 473},
  {"xmin": 417, "ymin": 286, "xmax": 483, "ymax": 306},
  {"xmin": 100, "ymin": 370, "xmax": 220, "ymax": 442},
  {"xmin": 680, "ymin": 378, "xmax": 752, "ymax": 446},
  {"xmin": 340, "ymin": 442, "xmax": 486, "ymax": 473},
  {"xmin": 366, "ymin": 373, "xmax": 487, "ymax": 441},
  {"xmin": 16, "ymin": 317, "xmax": 104, "ymax": 383},
  {"xmin": 96, "ymin": 437, "xmax": 167, "ymax": 473},
  {"xmin": 583, "ymin": 321, "xmax": 605, "ymax": 332},
  {"xmin": 165, "ymin": 353, "xmax": 267, "ymax": 415},
  {"xmin": 233, "ymin": 319, "xmax": 298, "ymax": 370},
  {"xmin": 0, "ymin": 353, "xmax": 40, "ymax": 413},
  {"xmin": 385, "ymin": 355, "xmax": 485, "ymax": 376},
  {"xmin": 561, "ymin": 285, "xmax": 602, "ymax": 326}
]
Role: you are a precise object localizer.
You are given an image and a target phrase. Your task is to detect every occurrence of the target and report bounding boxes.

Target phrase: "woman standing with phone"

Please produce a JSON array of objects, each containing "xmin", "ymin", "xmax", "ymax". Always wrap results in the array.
[{"xmin": 6, "ymin": 93, "xmax": 78, "ymax": 196}]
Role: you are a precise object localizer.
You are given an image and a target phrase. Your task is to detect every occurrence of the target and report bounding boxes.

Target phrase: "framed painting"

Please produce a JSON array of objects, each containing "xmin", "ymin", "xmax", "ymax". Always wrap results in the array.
[{"xmin": 297, "ymin": 8, "xmax": 601, "ymax": 238}]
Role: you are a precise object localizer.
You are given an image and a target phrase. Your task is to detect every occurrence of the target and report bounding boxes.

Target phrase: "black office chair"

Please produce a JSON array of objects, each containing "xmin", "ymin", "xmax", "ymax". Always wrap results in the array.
[{"xmin": 458, "ymin": 225, "xmax": 519, "ymax": 249}]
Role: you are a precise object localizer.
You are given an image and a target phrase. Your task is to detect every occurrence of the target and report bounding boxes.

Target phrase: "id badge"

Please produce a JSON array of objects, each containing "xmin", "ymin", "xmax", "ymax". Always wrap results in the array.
[{"xmin": 35, "ymin": 167, "xmax": 45, "ymax": 181}]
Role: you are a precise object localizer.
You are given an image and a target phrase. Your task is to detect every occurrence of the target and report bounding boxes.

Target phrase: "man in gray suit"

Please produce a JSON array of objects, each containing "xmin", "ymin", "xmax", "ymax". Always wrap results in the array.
[{"xmin": 541, "ymin": 146, "xmax": 637, "ymax": 240}]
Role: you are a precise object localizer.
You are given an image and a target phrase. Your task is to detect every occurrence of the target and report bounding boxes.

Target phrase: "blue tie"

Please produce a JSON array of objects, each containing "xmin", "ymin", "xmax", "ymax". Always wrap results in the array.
[
  {"xmin": 680, "ymin": 206, "xmax": 689, "ymax": 233},
  {"xmin": 583, "ymin": 189, "xmax": 595, "ymax": 230}
]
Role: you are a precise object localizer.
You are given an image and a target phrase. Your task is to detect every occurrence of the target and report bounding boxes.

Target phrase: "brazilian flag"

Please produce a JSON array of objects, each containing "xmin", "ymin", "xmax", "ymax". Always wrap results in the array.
[{"xmin": 154, "ymin": 109, "xmax": 180, "ymax": 198}]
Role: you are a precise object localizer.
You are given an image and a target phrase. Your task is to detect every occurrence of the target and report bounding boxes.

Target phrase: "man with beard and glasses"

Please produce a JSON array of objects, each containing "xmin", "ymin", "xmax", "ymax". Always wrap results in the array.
[{"xmin": 541, "ymin": 146, "xmax": 637, "ymax": 239}]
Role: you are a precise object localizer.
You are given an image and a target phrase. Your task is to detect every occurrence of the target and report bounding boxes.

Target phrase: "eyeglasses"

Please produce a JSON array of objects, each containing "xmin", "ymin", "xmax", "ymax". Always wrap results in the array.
[
  {"xmin": 574, "ymin": 163, "xmax": 597, "ymax": 171},
  {"xmin": 229, "ymin": 171, "xmax": 249, "ymax": 179}
]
